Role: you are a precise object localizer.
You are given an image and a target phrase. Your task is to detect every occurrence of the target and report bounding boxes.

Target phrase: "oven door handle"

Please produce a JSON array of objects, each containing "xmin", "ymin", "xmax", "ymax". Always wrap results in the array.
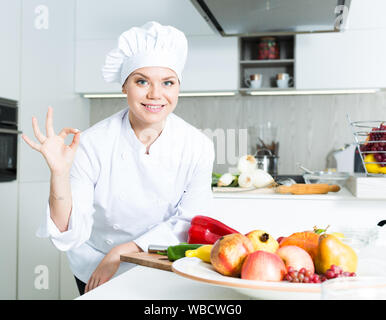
[{"xmin": 0, "ymin": 128, "xmax": 23, "ymax": 134}]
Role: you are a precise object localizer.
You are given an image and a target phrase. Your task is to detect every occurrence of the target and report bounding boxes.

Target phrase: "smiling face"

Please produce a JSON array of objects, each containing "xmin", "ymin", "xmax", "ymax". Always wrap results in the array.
[{"xmin": 122, "ymin": 66, "xmax": 180, "ymax": 132}]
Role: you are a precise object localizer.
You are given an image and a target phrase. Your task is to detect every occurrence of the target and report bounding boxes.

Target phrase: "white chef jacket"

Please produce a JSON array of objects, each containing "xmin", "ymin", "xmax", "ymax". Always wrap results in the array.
[{"xmin": 36, "ymin": 107, "xmax": 215, "ymax": 283}]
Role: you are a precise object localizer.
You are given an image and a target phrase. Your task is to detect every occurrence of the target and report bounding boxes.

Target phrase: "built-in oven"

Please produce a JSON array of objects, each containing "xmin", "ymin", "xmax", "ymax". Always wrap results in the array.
[{"xmin": 0, "ymin": 98, "xmax": 21, "ymax": 182}]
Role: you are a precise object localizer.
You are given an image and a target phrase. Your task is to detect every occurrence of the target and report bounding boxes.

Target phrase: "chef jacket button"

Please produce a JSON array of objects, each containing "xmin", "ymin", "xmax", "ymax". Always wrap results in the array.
[
  {"xmin": 121, "ymin": 152, "xmax": 127, "ymax": 160},
  {"xmin": 105, "ymin": 239, "xmax": 114, "ymax": 245},
  {"xmin": 113, "ymin": 224, "xmax": 120, "ymax": 230}
]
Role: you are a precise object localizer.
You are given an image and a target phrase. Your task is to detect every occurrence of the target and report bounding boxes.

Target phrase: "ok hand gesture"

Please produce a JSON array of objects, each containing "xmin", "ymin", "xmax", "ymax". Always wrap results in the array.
[{"xmin": 22, "ymin": 106, "xmax": 81, "ymax": 175}]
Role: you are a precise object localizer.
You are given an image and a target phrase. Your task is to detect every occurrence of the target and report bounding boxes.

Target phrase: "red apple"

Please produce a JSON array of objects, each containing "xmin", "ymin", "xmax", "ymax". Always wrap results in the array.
[
  {"xmin": 276, "ymin": 245, "xmax": 315, "ymax": 273},
  {"xmin": 211, "ymin": 233, "xmax": 254, "ymax": 277},
  {"xmin": 241, "ymin": 250, "xmax": 287, "ymax": 281}
]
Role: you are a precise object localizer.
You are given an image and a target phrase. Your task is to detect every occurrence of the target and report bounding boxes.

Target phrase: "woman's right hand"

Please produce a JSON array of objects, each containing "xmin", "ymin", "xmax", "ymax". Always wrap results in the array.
[{"xmin": 22, "ymin": 106, "xmax": 81, "ymax": 175}]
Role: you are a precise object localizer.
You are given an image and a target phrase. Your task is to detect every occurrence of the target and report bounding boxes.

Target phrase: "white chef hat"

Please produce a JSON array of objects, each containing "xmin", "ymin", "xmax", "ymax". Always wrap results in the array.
[{"xmin": 102, "ymin": 21, "xmax": 188, "ymax": 86}]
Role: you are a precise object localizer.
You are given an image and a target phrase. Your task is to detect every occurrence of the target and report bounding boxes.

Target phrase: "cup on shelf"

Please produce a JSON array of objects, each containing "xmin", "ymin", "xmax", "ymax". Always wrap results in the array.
[
  {"xmin": 245, "ymin": 74, "xmax": 263, "ymax": 89},
  {"xmin": 276, "ymin": 73, "xmax": 293, "ymax": 88}
]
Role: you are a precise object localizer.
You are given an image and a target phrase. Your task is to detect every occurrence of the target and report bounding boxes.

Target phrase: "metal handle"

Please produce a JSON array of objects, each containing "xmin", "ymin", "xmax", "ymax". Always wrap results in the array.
[
  {"xmin": 255, "ymin": 148, "xmax": 273, "ymax": 156},
  {"xmin": 0, "ymin": 128, "xmax": 23, "ymax": 134},
  {"xmin": 0, "ymin": 121, "xmax": 17, "ymax": 126},
  {"xmin": 147, "ymin": 244, "xmax": 169, "ymax": 253}
]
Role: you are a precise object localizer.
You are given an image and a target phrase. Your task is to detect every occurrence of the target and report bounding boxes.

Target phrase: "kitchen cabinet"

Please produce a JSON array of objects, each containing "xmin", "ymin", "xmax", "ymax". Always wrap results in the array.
[
  {"xmin": 74, "ymin": 0, "xmax": 238, "ymax": 93},
  {"xmin": 295, "ymin": 0, "xmax": 386, "ymax": 90},
  {"xmin": 17, "ymin": 182, "xmax": 60, "ymax": 299},
  {"xmin": 75, "ymin": 36, "xmax": 238, "ymax": 94},
  {"xmin": 75, "ymin": 0, "xmax": 214, "ymax": 40},
  {"xmin": 60, "ymin": 252, "xmax": 79, "ymax": 299},
  {"xmin": 17, "ymin": 0, "xmax": 89, "ymax": 299},
  {"xmin": 0, "ymin": 181, "xmax": 18, "ymax": 299},
  {"xmin": 179, "ymin": 35, "xmax": 238, "ymax": 92},
  {"xmin": 295, "ymin": 28, "xmax": 386, "ymax": 90},
  {"xmin": 0, "ymin": 0, "xmax": 21, "ymax": 101},
  {"xmin": 345, "ymin": 0, "xmax": 386, "ymax": 31}
]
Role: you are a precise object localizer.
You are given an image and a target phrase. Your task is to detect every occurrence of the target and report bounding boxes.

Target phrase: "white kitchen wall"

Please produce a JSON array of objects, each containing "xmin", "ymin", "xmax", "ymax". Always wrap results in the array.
[
  {"xmin": 0, "ymin": 181, "xmax": 18, "ymax": 299},
  {"xmin": 89, "ymin": 90, "xmax": 386, "ymax": 175}
]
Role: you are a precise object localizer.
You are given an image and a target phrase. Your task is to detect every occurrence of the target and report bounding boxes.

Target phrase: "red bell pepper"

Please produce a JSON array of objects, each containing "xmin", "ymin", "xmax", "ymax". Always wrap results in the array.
[{"xmin": 187, "ymin": 215, "xmax": 240, "ymax": 244}]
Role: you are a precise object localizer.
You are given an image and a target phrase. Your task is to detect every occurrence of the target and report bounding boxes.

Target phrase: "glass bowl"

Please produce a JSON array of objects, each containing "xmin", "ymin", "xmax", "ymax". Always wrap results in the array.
[
  {"xmin": 303, "ymin": 171, "xmax": 350, "ymax": 187},
  {"xmin": 321, "ymin": 276, "xmax": 386, "ymax": 300}
]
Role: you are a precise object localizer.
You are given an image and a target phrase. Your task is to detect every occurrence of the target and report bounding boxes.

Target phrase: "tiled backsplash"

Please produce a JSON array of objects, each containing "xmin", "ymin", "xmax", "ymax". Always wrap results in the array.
[{"xmin": 90, "ymin": 91, "xmax": 386, "ymax": 174}]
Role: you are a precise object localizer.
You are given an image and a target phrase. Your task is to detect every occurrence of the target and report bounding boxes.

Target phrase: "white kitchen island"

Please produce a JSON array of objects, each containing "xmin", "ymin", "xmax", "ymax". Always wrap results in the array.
[
  {"xmin": 76, "ymin": 264, "xmax": 249, "ymax": 300},
  {"xmin": 76, "ymin": 187, "xmax": 386, "ymax": 300},
  {"xmin": 208, "ymin": 187, "xmax": 386, "ymax": 239}
]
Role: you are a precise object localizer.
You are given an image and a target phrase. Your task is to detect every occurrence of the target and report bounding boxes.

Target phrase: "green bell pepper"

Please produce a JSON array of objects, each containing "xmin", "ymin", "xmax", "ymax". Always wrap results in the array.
[{"xmin": 157, "ymin": 243, "xmax": 203, "ymax": 261}]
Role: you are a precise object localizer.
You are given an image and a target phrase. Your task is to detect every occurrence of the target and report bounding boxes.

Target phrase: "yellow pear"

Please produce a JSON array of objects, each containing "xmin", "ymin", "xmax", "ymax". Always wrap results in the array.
[
  {"xmin": 315, "ymin": 234, "xmax": 358, "ymax": 274},
  {"xmin": 245, "ymin": 230, "xmax": 279, "ymax": 253}
]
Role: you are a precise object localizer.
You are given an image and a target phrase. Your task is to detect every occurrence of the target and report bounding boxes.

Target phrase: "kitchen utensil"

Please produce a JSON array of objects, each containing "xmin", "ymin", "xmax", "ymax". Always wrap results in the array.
[
  {"xmin": 254, "ymin": 148, "xmax": 278, "ymax": 176},
  {"xmin": 256, "ymin": 122, "xmax": 279, "ymax": 156},
  {"xmin": 297, "ymin": 163, "xmax": 315, "ymax": 174},
  {"xmin": 303, "ymin": 171, "xmax": 350, "ymax": 187},
  {"xmin": 245, "ymin": 74, "xmax": 262, "ymax": 88},
  {"xmin": 147, "ymin": 244, "xmax": 168, "ymax": 253},
  {"xmin": 326, "ymin": 143, "xmax": 357, "ymax": 173},
  {"xmin": 276, "ymin": 177, "xmax": 296, "ymax": 186},
  {"xmin": 275, "ymin": 183, "xmax": 340, "ymax": 195},
  {"xmin": 213, "ymin": 183, "xmax": 340, "ymax": 195},
  {"xmin": 120, "ymin": 252, "xmax": 173, "ymax": 272},
  {"xmin": 276, "ymin": 73, "xmax": 293, "ymax": 88}
]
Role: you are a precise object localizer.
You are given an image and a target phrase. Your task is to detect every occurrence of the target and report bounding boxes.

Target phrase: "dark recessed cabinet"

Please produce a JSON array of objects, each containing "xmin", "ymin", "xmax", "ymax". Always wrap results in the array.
[{"xmin": 239, "ymin": 35, "xmax": 295, "ymax": 92}]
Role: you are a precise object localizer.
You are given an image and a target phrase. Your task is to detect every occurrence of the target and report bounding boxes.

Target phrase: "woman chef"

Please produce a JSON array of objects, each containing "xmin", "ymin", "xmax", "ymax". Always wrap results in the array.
[{"xmin": 22, "ymin": 21, "xmax": 215, "ymax": 295}]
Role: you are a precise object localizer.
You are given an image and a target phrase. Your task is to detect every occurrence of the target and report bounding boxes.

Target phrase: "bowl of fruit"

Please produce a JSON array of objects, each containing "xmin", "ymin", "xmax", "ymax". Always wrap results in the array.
[
  {"xmin": 349, "ymin": 119, "xmax": 386, "ymax": 174},
  {"xmin": 172, "ymin": 223, "xmax": 364, "ymax": 300}
]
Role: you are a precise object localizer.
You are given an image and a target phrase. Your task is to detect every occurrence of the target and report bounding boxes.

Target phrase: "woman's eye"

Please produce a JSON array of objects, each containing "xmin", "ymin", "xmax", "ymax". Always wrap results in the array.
[
  {"xmin": 163, "ymin": 81, "xmax": 174, "ymax": 86},
  {"xmin": 136, "ymin": 79, "xmax": 148, "ymax": 85}
]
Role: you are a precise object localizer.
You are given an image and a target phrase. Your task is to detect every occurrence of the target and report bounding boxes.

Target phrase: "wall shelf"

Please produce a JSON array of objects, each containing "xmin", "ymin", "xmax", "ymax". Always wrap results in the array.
[
  {"xmin": 240, "ymin": 59, "xmax": 294, "ymax": 67},
  {"xmin": 239, "ymin": 35, "xmax": 295, "ymax": 90}
]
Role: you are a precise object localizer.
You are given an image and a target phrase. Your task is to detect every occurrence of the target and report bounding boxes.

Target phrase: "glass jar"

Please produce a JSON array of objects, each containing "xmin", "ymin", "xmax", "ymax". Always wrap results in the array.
[{"xmin": 257, "ymin": 37, "xmax": 279, "ymax": 60}]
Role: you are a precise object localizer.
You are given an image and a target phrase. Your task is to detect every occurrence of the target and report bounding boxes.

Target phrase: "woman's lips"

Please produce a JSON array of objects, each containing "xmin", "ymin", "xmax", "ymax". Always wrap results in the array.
[{"xmin": 141, "ymin": 103, "xmax": 165, "ymax": 113}]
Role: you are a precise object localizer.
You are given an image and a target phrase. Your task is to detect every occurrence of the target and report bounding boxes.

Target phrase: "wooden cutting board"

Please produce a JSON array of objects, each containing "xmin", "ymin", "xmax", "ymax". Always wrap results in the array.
[
  {"xmin": 212, "ymin": 186, "xmax": 275, "ymax": 194},
  {"xmin": 120, "ymin": 252, "xmax": 173, "ymax": 272}
]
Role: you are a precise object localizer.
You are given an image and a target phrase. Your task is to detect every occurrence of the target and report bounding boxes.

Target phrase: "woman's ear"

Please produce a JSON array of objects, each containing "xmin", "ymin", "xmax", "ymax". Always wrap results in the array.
[{"xmin": 122, "ymin": 78, "xmax": 128, "ymax": 94}]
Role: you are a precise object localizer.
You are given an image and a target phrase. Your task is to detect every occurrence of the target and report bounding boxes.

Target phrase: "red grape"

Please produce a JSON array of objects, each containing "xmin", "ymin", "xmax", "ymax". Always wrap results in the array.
[{"xmin": 282, "ymin": 264, "xmax": 356, "ymax": 284}]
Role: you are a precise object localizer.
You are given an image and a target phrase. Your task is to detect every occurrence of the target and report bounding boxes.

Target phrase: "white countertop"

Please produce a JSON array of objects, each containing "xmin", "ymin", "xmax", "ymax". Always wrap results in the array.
[
  {"xmin": 212, "ymin": 186, "xmax": 356, "ymax": 200},
  {"xmin": 213, "ymin": 186, "xmax": 386, "ymax": 201},
  {"xmin": 76, "ymin": 265, "xmax": 250, "ymax": 300}
]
